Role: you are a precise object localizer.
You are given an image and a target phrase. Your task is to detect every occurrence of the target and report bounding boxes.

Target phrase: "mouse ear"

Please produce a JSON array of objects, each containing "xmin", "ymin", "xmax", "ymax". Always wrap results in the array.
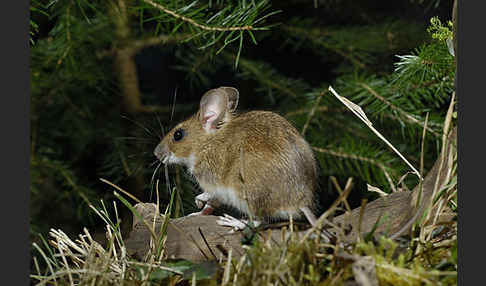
[
  {"xmin": 220, "ymin": 87, "xmax": 239, "ymax": 112},
  {"xmin": 199, "ymin": 88, "xmax": 230, "ymax": 132}
]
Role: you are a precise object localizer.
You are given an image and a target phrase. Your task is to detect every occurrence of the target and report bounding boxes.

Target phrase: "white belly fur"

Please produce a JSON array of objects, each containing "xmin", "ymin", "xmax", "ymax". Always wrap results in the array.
[
  {"xmin": 201, "ymin": 183, "xmax": 251, "ymax": 215},
  {"xmin": 198, "ymin": 183, "xmax": 303, "ymax": 220}
]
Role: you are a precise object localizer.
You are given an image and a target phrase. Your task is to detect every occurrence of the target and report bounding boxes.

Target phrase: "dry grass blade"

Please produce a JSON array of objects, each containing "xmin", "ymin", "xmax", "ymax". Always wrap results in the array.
[
  {"xmin": 367, "ymin": 184, "xmax": 388, "ymax": 197},
  {"xmin": 222, "ymin": 248, "xmax": 233, "ymax": 285},
  {"xmin": 331, "ymin": 176, "xmax": 352, "ymax": 212},
  {"xmin": 301, "ymin": 177, "xmax": 353, "ymax": 242},
  {"xmin": 54, "ymin": 238, "xmax": 74, "ymax": 286},
  {"xmin": 357, "ymin": 199, "xmax": 368, "ymax": 243},
  {"xmin": 31, "ymin": 242, "xmax": 59, "ymax": 286},
  {"xmin": 422, "ymin": 91, "xmax": 456, "ymax": 242},
  {"xmin": 431, "ymin": 92, "xmax": 456, "ymax": 220},
  {"xmin": 154, "ymin": 178, "xmax": 165, "ymax": 263},
  {"xmin": 99, "ymin": 178, "xmax": 142, "ymax": 204},
  {"xmin": 97, "ymin": 178, "xmax": 165, "ymax": 247},
  {"xmin": 127, "ymin": 261, "xmax": 184, "ymax": 275},
  {"xmin": 328, "ymin": 85, "xmax": 422, "ymax": 181},
  {"xmin": 33, "ymin": 212, "xmax": 193, "ymax": 285},
  {"xmin": 33, "ymin": 228, "xmax": 121, "ymax": 285}
]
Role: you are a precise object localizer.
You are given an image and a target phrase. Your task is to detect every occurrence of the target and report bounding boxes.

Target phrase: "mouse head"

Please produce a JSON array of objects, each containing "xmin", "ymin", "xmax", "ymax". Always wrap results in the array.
[{"xmin": 154, "ymin": 87, "xmax": 239, "ymax": 168}]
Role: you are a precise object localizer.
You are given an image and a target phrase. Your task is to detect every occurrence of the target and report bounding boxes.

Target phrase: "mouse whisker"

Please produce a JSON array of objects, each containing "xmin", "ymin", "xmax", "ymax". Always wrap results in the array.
[
  {"xmin": 170, "ymin": 86, "xmax": 178, "ymax": 123},
  {"xmin": 164, "ymin": 162, "xmax": 171, "ymax": 197},
  {"xmin": 127, "ymin": 151, "xmax": 151, "ymax": 159},
  {"xmin": 115, "ymin": 136, "xmax": 158, "ymax": 143},
  {"xmin": 156, "ymin": 114, "xmax": 165, "ymax": 140},
  {"xmin": 121, "ymin": 114, "xmax": 159, "ymax": 140},
  {"xmin": 148, "ymin": 160, "xmax": 160, "ymax": 168}
]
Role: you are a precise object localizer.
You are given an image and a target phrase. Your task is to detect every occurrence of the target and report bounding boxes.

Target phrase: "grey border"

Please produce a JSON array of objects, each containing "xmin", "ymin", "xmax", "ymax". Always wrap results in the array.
[
  {"xmin": 457, "ymin": 0, "xmax": 481, "ymax": 285},
  {"xmin": 3, "ymin": 0, "xmax": 30, "ymax": 284}
]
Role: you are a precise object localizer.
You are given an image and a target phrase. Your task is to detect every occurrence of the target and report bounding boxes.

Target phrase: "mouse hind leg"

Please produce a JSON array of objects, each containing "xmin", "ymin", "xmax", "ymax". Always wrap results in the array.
[
  {"xmin": 187, "ymin": 192, "xmax": 219, "ymax": 216},
  {"xmin": 300, "ymin": 206, "xmax": 335, "ymax": 243}
]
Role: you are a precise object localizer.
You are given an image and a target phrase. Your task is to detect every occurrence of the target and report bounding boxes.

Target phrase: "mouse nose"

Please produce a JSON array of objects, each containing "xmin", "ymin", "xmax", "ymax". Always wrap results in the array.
[{"xmin": 154, "ymin": 143, "xmax": 167, "ymax": 161}]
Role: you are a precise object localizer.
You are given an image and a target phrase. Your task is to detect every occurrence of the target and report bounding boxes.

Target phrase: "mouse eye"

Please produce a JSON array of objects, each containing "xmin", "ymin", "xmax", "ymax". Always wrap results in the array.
[{"xmin": 173, "ymin": 128, "xmax": 185, "ymax": 142}]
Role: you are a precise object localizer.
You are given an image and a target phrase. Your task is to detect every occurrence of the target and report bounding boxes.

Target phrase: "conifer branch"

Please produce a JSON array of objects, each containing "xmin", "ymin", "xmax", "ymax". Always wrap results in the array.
[
  {"xmin": 56, "ymin": 5, "xmax": 73, "ymax": 67},
  {"xmin": 285, "ymin": 106, "xmax": 331, "ymax": 117},
  {"xmin": 286, "ymin": 106, "xmax": 372, "ymax": 139},
  {"xmin": 312, "ymin": 147, "xmax": 396, "ymax": 192},
  {"xmin": 225, "ymin": 53, "xmax": 306, "ymax": 98},
  {"xmin": 358, "ymin": 82, "xmax": 441, "ymax": 138},
  {"xmin": 302, "ymin": 90, "xmax": 326, "ymax": 136},
  {"xmin": 142, "ymin": 0, "xmax": 254, "ymax": 31},
  {"xmin": 282, "ymin": 25, "xmax": 366, "ymax": 68},
  {"xmin": 238, "ymin": 60, "xmax": 298, "ymax": 98},
  {"xmin": 97, "ymin": 34, "xmax": 191, "ymax": 59},
  {"xmin": 324, "ymin": 116, "xmax": 371, "ymax": 140},
  {"xmin": 171, "ymin": 51, "xmax": 217, "ymax": 88}
]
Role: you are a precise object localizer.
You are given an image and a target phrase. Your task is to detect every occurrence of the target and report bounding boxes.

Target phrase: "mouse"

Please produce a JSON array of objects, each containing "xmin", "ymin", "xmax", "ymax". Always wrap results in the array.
[{"xmin": 153, "ymin": 86, "xmax": 328, "ymax": 233}]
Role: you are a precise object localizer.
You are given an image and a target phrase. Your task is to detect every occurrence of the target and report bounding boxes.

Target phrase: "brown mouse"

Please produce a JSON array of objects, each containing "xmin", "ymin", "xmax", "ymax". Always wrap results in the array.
[{"xmin": 154, "ymin": 87, "xmax": 323, "ymax": 231}]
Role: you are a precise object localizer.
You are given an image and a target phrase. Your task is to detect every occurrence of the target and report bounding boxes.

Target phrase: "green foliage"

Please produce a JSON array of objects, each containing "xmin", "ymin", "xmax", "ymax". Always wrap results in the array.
[
  {"xmin": 282, "ymin": 18, "xmax": 427, "ymax": 72},
  {"xmin": 30, "ymin": 0, "xmax": 49, "ymax": 45},
  {"xmin": 427, "ymin": 16, "xmax": 453, "ymax": 41},
  {"xmin": 30, "ymin": 156, "xmax": 98, "ymax": 235},
  {"xmin": 228, "ymin": 236, "xmax": 338, "ymax": 285},
  {"xmin": 30, "ymin": 0, "xmax": 276, "ymax": 237},
  {"xmin": 355, "ymin": 237, "xmax": 457, "ymax": 285},
  {"xmin": 30, "ymin": 1, "xmax": 119, "ymax": 234},
  {"xmin": 136, "ymin": 0, "xmax": 278, "ymax": 67},
  {"xmin": 30, "ymin": 0, "xmax": 456, "ymax": 270},
  {"xmin": 135, "ymin": 260, "xmax": 219, "ymax": 282},
  {"xmin": 232, "ymin": 55, "xmax": 313, "ymax": 105}
]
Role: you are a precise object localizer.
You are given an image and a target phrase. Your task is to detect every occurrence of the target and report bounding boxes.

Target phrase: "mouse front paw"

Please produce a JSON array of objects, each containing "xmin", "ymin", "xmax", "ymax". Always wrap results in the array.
[
  {"xmin": 217, "ymin": 214, "xmax": 261, "ymax": 233},
  {"xmin": 195, "ymin": 192, "xmax": 211, "ymax": 209}
]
